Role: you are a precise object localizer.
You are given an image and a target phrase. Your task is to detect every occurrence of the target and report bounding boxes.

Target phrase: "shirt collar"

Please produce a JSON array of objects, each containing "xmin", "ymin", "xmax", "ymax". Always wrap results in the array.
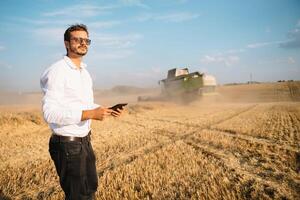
[{"xmin": 63, "ymin": 56, "xmax": 87, "ymax": 70}]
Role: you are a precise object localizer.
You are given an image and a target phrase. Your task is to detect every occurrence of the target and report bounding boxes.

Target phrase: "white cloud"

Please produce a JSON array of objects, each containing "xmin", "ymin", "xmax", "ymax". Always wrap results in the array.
[
  {"xmin": 200, "ymin": 55, "xmax": 216, "ymax": 63},
  {"xmin": 265, "ymin": 27, "xmax": 271, "ymax": 33},
  {"xmin": 136, "ymin": 12, "xmax": 200, "ymax": 23},
  {"xmin": 86, "ymin": 33, "xmax": 143, "ymax": 61},
  {"xmin": 200, "ymin": 55, "xmax": 240, "ymax": 66},
  {"xmin": 92, "ymin": 33, "xmax": 143, "ymax": 49},
  {"xmin": 227, "ymin": 56, "xmax": 240, "ymax": 65},
  {"xmin": 17, "ymin": 17, "xmax": 121, "ymax": 30},
  {"xmin": 155, "ymin": 12, "xmax": 199, "ymax": 22},
  {"xmin": 224, "ymin": 48, "xmax": 245, "ymax": 54},
  {"xmin": 14, "ymin": 18, "xmax": 53, "ymax": 25},
  {"xmin": 280, "ymin": 28, "xmax": 300, "ymax": 49},
  {"xmin": 247, "ymin": 41, "xmax": 282, "ymax": 48},
  {"xmin": 42, "ymin": 4, "xmax": 116, "ymax": 18},
  {"xmin": 0, "ymin": 45, "xmax": 5, "ymax": 51},
  {"xmin": 288, "ymin": 57, "xmax": 296, "ymax": 64},
  {"xmin": 89, "ymin": 50, "xmax": 134, "ymax": 60},
  {"xmin": 247, "ymin": 42, "xmax": 270, "ymax": 48},
  {"xmin": 15, "ymin": 17, "xmax": 84, "ymax": 26},
  {"xmin": 247, "ymin": 40, "xmax": 290, "ymax": 49},
  {"xmin": 120, "ymin": 0, "xmax": 149, "ymax": 8},
  {"xmin": 40, "ymin": 1, "xmax": 152, "ymax": 20},
  {"xmin": 31, "ymin": 27, "xmax": 66, "ymax": 45},
  {"xmin": 0, "ymin": 61, "xmax": 13, "ymax": 69},
  {"xmin": 89, "ymin": 21, "xmax": 121, "ymax": 29},
  {"xmin": 258, "ymin": 57, "xmax": 296, "ymax": 65}
]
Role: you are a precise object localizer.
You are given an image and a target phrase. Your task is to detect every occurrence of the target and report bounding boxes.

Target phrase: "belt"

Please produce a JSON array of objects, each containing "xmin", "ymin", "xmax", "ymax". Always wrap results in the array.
[{"xmin": 51, "ymin": 131, "xmax": 91, "ymax": 143}]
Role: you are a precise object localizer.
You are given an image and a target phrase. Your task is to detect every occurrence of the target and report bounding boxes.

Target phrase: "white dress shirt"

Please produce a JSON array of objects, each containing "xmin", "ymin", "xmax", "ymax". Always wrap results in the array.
[{"xmin": 40, "ymin": 56, "xmax": 99, "ymax": 137}]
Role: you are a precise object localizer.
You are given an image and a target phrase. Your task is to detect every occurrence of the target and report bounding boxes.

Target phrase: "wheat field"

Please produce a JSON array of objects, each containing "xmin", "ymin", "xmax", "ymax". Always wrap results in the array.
[{"xmin": 0, "ymin": 82, "xmax": 299, "ymax": 200}]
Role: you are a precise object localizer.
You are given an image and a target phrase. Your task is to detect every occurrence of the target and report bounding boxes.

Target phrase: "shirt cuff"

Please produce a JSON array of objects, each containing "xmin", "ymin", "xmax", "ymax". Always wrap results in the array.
[
  {"xmin": 92, "ymin": 103, "xmax": 100, "ymax": 109},
  {"xmin": 69, "ymin": 109, "xmax": 83, "ymax": 124}
]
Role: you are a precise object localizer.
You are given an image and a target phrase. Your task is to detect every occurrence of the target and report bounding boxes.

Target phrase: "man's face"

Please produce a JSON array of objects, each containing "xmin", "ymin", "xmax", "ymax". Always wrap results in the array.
[{"xmin": 66, "ymin": 31, "xmax": 90, "ymax": 56}]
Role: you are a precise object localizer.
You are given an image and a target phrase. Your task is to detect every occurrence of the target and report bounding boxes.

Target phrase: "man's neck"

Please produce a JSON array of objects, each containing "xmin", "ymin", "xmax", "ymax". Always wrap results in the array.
[{"xmin": 67, "ymin": 54, "xmax": 82, "ymax": 69}]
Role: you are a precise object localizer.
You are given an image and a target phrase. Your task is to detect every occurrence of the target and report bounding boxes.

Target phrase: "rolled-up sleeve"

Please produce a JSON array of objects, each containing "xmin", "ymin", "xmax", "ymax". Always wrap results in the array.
[
  {"xmin": 40, "ymin": 67, "xmax": 82, "ymax": 125},
  {"xmin": 92, "ymin": 103, "xmax": 100, "ymax": 109}
]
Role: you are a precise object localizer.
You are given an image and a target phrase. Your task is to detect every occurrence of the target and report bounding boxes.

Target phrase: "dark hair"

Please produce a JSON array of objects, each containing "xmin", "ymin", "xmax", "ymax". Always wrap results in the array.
[{"xmin": 64, "ymin": 24, "xmax": 89, "ymax": 41}]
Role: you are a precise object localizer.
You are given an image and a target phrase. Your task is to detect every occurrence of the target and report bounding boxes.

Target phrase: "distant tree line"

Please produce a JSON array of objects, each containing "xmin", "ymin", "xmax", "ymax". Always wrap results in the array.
[{"xmin": 277, "ymin": 80, "xmax": 294, "ymax": 82}]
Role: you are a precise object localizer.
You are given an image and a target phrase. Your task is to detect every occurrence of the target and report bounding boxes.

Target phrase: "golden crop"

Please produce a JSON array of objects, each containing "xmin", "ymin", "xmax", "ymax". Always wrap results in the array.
[{"xmin": 0, "ymin": 82, "xmax": 299, "ymax": 199}]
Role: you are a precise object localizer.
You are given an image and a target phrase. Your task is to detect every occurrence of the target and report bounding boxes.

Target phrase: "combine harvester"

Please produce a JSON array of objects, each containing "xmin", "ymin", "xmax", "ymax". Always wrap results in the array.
[{"xmin": 138, "ymin": 68, "xmax": 217, "ymax": 103}]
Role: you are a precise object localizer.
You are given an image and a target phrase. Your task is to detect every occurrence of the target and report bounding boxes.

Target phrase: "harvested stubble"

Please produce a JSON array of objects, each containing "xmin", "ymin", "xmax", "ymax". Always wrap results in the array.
[{"xmin": 0, "ymin": 82, "xmax": 300, "ymax": 199}]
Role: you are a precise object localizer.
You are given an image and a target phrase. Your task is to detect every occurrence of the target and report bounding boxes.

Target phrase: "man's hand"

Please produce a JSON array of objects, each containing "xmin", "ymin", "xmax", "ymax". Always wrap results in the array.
[
  {"xmin": 81, "ymin": 107, "xmax": 112, "ymax": 121},
  {"xmin": 110, "ymin": 108, "xmax": 124, "ymax": 118}
]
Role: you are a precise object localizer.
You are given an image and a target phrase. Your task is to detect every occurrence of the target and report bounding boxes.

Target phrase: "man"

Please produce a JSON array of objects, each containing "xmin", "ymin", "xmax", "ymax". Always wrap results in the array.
[{"xmin": 40, "ymin": 24, "xmax": 122, "ymax": 200}]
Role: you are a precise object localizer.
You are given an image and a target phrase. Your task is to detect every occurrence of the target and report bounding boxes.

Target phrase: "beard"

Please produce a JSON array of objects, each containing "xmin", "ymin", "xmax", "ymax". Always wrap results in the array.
[{"xmin": 69, "ymin": 45, "xmax": 88, "ymax": 56}]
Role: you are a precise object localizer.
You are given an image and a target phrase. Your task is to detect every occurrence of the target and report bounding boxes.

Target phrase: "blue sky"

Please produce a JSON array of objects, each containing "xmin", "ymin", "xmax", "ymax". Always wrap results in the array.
[{"xmin": 0, "ymin": 0, "xmax": 299, "ymax": 92}]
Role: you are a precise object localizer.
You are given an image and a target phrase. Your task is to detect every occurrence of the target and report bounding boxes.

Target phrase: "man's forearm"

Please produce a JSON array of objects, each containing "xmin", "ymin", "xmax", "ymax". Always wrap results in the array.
[
  {"xmin": 81, "ymin": 109, "xmax": 96, "ymax": 121},
  {"xmin": 82, "ymin": 107, "xmax": 112, "ymax": 121}
]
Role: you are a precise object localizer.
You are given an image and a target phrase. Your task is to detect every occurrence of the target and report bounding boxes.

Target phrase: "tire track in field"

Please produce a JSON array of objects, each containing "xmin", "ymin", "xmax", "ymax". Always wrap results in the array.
[
  {"xmin": 207, "ymin": 127, "xmax": 300, "ymax": 170},
  {"xmin": 211, "ymin": 104, "xmax": 300, "ymax": 149},
  {"xmin": 264, "ymin": 107, "xmax": 300, "ymax": 148},
  {"xmin": 184, "ymin": 131, "xmax": 300, "ymax": 195},
  {"xmin": 208, "ymin": 127, "xmax": 299, "ymax": 153},
  {"xmin": 97, "ymin": 104, "xmax": 258, "ymax": 177},
  {"xmin": 150, "ymin": 126, "xmax": 300, "ymax": 191},
  {"xmin": 207, "ymin": 127, "xmax": 300, "ymax": 173},
  {"xmin": 182, "ymin": 138, "xmax": 298, "ymax": 200},
  {"xmin": 121, "ymin": 104, "xmax": 258, "ymax": 138},
  {"xmin": 135, "ymin": 104, "xmax": 258, "ymax": 129}
]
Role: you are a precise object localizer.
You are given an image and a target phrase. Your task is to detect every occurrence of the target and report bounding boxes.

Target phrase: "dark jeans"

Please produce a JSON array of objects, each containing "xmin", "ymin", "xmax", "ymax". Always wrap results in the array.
[{"xmin": 49, "ymin": 135, "xmax": 98, "ymax": 200}]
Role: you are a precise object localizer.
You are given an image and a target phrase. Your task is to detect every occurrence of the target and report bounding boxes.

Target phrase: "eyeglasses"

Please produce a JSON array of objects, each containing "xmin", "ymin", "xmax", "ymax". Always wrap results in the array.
[{"xmin": 70, "ymin": 37, "xmax": 91, "ymax": 45}]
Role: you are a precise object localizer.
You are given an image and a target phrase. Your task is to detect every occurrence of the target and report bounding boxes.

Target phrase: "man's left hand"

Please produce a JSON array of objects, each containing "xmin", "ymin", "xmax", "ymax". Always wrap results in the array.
[{"xmin": 110, "ymin": 108, "xmax": 125, "ymax": 117}]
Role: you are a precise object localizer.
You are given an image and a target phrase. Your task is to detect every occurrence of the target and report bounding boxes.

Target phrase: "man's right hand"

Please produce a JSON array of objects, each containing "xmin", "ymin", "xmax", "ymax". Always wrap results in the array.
[{"xmin": 81, "ymin": 107, "xmax": 112, "ymax": 121}]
